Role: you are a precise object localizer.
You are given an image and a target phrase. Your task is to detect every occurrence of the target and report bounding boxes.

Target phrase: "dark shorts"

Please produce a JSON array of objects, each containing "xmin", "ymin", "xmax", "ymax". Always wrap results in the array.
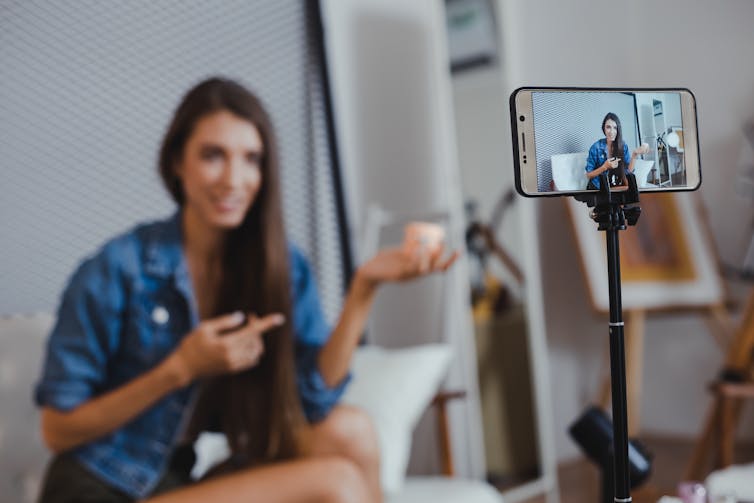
[{"xmin": 37, "ymin": 445, "xmax": 195, "ymax": 503}]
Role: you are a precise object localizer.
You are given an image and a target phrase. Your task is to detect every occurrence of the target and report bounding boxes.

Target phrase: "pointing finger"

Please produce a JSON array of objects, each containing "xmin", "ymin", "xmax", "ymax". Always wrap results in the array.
[
  {"xmin": 204, "ymin": 311, "xmax": 246, "ymax": 333},
  {"xmin": 248, "ymin": 313, "xmax": 286, "ymax": 335}
]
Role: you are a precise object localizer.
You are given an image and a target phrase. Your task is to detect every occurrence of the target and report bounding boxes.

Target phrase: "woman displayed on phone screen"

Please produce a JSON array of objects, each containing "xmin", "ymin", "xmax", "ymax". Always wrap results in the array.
[{"xmin": 585, "ymin": 112, "xmax": 647, "ymax": 190}]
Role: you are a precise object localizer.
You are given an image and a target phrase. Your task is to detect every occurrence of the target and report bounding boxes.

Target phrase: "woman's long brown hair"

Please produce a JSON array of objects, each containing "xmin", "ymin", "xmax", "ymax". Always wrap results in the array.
[
  {"xmin": 158, "ymin": 77, "xmax": 304, "ymax": 466},
  {"xmin": 602, "ymin": 112, "xmax": 625, "ymax": 168}
]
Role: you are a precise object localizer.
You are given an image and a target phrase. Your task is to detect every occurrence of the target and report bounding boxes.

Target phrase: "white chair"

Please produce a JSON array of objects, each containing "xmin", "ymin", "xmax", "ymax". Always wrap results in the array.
[
  {"xmin": 342, "ymin": 345, "xmax": 502, "ymax": 503},
  {"xmin": 551, "ymin": 152, "xmax": 588, "ymax": 191},
  {"xmin": 632, "ymin": 159, "xmax": 656, "ymax": 188},
  {"xmin": 551, "ymin": 153, "xmax": 656, "ymax": 190},
  {"xmin": 0, "ymin": 315, "xmax": 501, "ymax": 503},
  {"xmin": 0, "ymin": 314, "xmax": 52, "ymax": 503},
  {"xmin": 197, "ymin": 345, "xmax": 502, "ymax": 503}
]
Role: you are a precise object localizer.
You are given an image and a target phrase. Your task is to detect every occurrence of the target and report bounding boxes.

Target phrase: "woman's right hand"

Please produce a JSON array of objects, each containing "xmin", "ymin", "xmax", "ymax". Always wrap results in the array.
[
  {"xmin": 601, "ymin": 157, "xmax": 619, "ymax": 171},
  {"xmin": 167, "ymin": 311, "xmax": 285, "ymax": 385}
]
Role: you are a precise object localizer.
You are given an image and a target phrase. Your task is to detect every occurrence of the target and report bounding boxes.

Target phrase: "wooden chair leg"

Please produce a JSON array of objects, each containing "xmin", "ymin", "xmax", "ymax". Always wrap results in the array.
[
  {"xmin": 718, "ymin": 395, "xmax": 736, "ymax": 468},
  {"xmin": 432, "ymin": 390, "xmax": 467, "ymax": 477},
  {"xmin": 625, "ymin": 310, "xmax": 646, "ymax": 436},
  {"xmin": 724, "ymin": 289, "xmax": 754, "ymax": 374},
  {"xmin": 437, "ymin": 398, "xmax": 454, "ymax": 476},
  {"xmin": 685, "ymin": 398, "xmax": 720, "ymax": 481},
  {"xmin": 717, "ymin": 393, "xmax": 748, "ymax": 470}
]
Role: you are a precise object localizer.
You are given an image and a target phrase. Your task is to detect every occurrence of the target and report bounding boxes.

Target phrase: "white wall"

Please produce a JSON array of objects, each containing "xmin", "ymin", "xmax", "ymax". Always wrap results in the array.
[
  {"xmin": 452, "ymin": 69, "xmax": 527, "ymax": 297},
  {"xmin": 458, "ymin": 0, "xmax": 754, "ymax": 461},
  {"xmin": 320, "ymin": 0, "xmax": 486, "ymax": 479},
  {"xmin": 452, "ymin": 70, "xmax": 560, "ymax": 502}
]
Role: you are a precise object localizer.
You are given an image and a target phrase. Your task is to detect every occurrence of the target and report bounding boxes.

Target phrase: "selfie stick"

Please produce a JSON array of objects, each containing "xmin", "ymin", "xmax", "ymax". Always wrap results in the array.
[{"xmin": 574, "ymin": 172, "xmax": 641, "ymax": 503}]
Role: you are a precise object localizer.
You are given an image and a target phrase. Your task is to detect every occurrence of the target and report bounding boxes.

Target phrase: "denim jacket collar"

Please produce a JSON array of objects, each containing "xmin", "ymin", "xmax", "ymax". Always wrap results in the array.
[
  {"xmin": 143, "ymin": 211, "xmax": 198, "ymax": 327},
  {"xmin": 597, "ymin": 138, "xmax": 608, "ymax": 156},
  {"xmin": 144, "ymin": 211, "xmax": 184, "ymax": 278}
]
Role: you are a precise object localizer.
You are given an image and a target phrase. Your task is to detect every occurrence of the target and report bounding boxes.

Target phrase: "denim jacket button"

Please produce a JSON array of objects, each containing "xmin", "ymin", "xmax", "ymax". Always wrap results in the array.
[{"xmin": 152, "ymin": 306, "xmax": 170, "ymax": 325}]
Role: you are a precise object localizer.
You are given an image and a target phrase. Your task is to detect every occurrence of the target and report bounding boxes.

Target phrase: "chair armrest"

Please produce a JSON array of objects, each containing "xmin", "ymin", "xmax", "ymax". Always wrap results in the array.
[{"xmin": 431, "ymin": 390, "xmax": 467, "ymax": 476}]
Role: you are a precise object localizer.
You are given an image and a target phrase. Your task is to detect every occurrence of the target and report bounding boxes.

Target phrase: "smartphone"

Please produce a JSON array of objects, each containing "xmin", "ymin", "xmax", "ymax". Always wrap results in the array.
[{"xmin": 510, "ymin": 87, "xmax": 701, "ymax": 196}]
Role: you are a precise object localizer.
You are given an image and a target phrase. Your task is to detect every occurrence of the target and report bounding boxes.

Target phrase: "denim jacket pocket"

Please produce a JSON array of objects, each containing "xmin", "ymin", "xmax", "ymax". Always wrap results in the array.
[{"xmin": 124, "ymin": 287, "xmax": 187, "ymax": 367}]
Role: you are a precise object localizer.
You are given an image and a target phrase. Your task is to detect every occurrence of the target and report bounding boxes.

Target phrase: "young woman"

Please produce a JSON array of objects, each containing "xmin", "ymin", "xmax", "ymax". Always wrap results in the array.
[
  {"xmin": 585, "ymin": 112, "xmax": 647, "ymax": 190},
  {"xmin": 35, "ymin": 77, "xmax": 457, "ymax": 503}
]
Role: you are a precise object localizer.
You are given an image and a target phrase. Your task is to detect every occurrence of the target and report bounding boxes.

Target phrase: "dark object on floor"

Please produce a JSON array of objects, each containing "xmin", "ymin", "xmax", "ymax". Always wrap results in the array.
[{"xmin": 569, "ymin": 405, "xmax": 653, "ymax": 503}]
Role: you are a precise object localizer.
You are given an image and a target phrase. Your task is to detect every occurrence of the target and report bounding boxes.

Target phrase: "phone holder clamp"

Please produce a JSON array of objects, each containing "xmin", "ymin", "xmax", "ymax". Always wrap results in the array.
[{"xmin": 575, "ymin": 171, "xmax": 641, "ymax": 230}]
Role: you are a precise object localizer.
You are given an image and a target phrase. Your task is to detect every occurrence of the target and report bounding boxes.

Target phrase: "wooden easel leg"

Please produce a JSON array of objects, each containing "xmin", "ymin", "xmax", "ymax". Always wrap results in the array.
[
  {"xmin": 685, "ymin": 398, "xmax": 720, "ymax": 480},
  {"xmin": 718, "ymin": 395, "xmax": 736, "ymax": 468},
  {"xmin": 597, "ymin": 342, "xmax": 612, "ymax": 410},
  {"xmin": 684, "ymin": 287, "xmax": 754, "ymax": 481},
  {"xmin": 725, "ymin": 289, "xmax": 754, "ymax": 374},
  {"xmin": 626, "ymin": 310, "xmax": 646, "ymax": 436},
  {"xmin": 595, "ymin": 309, "xmax": 645, "ymax": 437},
  {"xmin": 716, "ymin": 394, "xmax": 747, "ymax": 470},
  {"xmin": 702, "ymin": 302, "xmax": 734, "ymax": 351}
]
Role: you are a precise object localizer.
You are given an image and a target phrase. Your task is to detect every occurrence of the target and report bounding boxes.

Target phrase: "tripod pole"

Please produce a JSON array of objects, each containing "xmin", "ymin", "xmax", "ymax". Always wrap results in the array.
[
  {"xmin": 574, "ymin": 173, "xmax": 643, "ymax": 502},
  {"xmin": 606, "ymin": 223, "xmax": 631, "ymax": 502}
]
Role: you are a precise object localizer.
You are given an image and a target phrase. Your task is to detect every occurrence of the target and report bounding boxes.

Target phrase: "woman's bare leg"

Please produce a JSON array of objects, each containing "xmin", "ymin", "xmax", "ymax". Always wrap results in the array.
[
  {"xmin": 144, "ymin": 456, "xmax": 368, "ymax": 503},
  {"xmin": 299, "ymin": 405, "xmax": 382, "ymax": 503}
]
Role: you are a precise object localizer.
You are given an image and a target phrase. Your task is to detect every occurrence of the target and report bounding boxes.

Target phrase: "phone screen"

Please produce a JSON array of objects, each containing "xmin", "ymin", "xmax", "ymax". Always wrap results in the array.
[{"xmin": 510, "ymin": 88, "xmax": 701, "ymax": 196}]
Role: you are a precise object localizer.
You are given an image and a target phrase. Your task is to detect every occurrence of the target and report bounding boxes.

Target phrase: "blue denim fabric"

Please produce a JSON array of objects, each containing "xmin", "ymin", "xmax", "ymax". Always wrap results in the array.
[
  {"xmin": 34, "ymin": 213, "xmax": 350, "ymax": 498},
  {"xmin": 585, "ymin": 138, "xmax": 630, "ymax": 189}
]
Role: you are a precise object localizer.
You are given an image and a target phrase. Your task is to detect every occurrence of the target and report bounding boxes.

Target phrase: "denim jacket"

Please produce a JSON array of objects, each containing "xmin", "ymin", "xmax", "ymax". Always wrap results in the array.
[
  {"xmin": 34, "ymin": 213, "xmax": 349, "ymax": 498},
  {"xmin": 585, "ymin": 138, "xmax": 631, "ymax": 189}
]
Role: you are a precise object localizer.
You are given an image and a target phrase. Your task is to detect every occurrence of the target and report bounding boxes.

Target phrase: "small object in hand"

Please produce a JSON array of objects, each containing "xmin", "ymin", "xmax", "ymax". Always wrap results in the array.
[{"xmin": 403, "ymin": 222, "xmax": 445, "ymax": 256}]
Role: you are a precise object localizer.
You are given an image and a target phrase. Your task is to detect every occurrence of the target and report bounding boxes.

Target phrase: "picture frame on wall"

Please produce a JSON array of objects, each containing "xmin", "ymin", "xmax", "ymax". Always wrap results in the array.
[
  {"xmin": 445, "ymin": 0, "xmax": 498, "ymax": 73},
  {"xmin": 566, "ymin": 193, "xmax": 724, "ymax": 312}
]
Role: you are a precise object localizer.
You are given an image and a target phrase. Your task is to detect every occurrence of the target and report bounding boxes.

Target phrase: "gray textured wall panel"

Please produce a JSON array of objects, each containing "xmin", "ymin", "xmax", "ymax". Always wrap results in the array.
[{"xmin": 0, "ymin": 1, "xmax": 345, "ymax": 321}]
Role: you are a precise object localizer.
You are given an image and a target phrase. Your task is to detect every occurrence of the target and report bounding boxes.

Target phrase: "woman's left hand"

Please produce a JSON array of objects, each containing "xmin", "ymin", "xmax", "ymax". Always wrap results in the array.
[
  {"xmin": 357, "ymin": 245, "xmax": 459, "ymax": 288},
  {"xmin": 632, "ymin": 143, "xmax": 650, "ymax": 158}
]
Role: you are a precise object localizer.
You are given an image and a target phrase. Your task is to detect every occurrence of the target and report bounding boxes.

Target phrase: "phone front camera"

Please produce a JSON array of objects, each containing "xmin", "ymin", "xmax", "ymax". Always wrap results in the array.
[{"xmin": 519, "ymin": 115, "xmax": 525, "ymax": 122}]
